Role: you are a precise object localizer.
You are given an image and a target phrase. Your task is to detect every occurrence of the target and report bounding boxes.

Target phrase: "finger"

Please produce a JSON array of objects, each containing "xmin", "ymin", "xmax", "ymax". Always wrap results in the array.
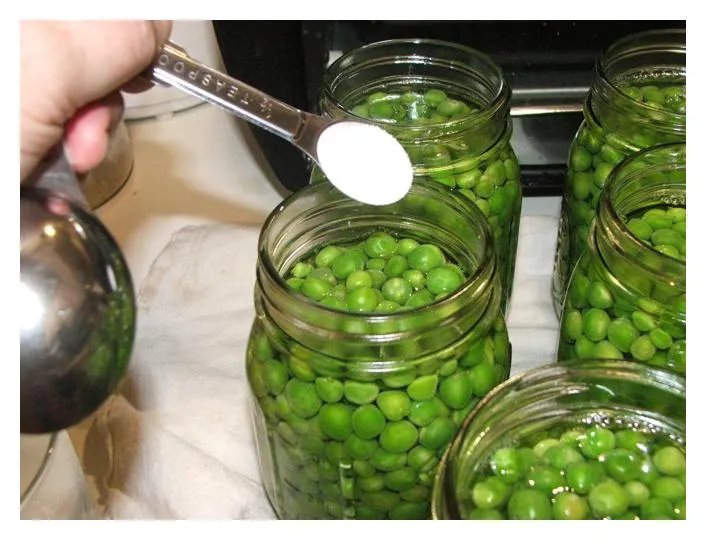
[{"xmin": 64, "ymin": 92, "xmax": 125, "ymax": 173}]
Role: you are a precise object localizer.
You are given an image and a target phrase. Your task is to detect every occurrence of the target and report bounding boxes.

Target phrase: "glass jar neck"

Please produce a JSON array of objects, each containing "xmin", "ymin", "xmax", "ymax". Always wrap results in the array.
[
  {"xmin": 593, "ymin": 142, "xmax": 686, "ymax": 296},
  {"xmin": 432, "ymin": 360, "xmax": 686, "ymax": 519},
  {"xmin": 320, "ymin": 39, "xmax": 511, "ymax": 155},
  {"xmin": 256, "ymin": 182, "xmax": 500, "ymax": 366},
  {"xmin": 587, "ymin": 29, "xmax": 686, "ymax": 148}
]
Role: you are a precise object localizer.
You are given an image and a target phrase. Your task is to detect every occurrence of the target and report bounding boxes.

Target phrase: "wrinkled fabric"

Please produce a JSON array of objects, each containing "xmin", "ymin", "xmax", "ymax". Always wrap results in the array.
[{"xmin": 79, "ymin": 216, "xmax": 560, "ymax": 519}]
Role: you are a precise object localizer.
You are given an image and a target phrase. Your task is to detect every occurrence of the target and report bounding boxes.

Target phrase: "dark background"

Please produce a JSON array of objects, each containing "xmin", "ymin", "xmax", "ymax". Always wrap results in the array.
[{"xmin": 212, "ymin": 20, "xmax": 686, "ymax": 196}]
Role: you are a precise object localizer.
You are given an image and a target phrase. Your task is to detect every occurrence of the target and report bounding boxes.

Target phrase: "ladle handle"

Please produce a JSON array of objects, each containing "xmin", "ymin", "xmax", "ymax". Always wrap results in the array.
[
  {"xmin": 147, "ymin": 42, "xmax": 314, "ymax": 145},
  {"xmin": 25, "ymin": 144, "xmax": 90, "ymax": 209}
]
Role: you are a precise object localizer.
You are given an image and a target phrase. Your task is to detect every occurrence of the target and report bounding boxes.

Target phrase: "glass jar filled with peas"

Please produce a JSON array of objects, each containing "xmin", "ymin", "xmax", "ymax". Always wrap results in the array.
[
  {"xmin": 246, "ymin": 181, "xmax": 511, "ymax": 519},
  {"xmin": 557, "ymin": 143, "xmax": 685, "ymax": 375},
  {"xmin": 314, "ymin": 39, "xmax": 522, "ymax": 312},
  {"xmin": 552, "ymin": 29, "xmax": 686, "ymax": 317},
  {"xmin": 431, "ymin": 360, "xmax": 686, "ymax": 520}
]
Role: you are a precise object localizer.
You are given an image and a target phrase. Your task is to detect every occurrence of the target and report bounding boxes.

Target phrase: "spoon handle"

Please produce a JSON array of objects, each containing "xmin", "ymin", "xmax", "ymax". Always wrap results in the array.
[
  {"xmin": 25, "ymin": 144, "xmax": 90, "ymax": 209},
  {"xmin": 147, "ymin": 42, "xmax": 327, "ymax": 157}
]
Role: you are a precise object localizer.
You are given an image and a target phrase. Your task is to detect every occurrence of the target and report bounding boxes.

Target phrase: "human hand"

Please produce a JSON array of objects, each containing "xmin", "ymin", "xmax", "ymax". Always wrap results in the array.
[{"xmin": 20, "ymin": 20, "xmax": 172, "ymax": 181}]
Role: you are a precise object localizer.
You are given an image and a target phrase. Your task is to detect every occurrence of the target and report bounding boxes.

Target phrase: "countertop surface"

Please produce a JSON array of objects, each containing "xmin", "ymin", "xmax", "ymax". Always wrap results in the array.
[{"xmin": 66, "ymin": 102, "xmax": 564, "ymax": 519}]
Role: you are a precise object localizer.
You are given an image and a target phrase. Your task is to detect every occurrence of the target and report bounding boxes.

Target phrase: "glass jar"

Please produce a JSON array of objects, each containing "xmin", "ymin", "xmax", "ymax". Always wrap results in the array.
[
  {"xmin": 246, "ymin": 181, "xmax": 511, "ymax": 520},
  {"xmin": 21, "ymin": 431, "xmax": 95, "ymax": 519},
  {"xmin": 431, "ymin": 360, "xmax": 686, "ymax": 520},
  {"xmin": 552, "ymin": 29, "xmax": 686, "ymax": 316},
  {"xmin": 557, "ymin": 143, "xmax": 685, "ymax": 375},
  {"xmin": 315, "ymin": 39, "xmax": 522, "ymax": 312}
]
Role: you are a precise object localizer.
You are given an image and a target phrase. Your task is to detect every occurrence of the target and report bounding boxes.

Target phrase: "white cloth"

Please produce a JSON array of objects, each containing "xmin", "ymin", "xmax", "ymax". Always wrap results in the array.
[{"xmin": 79, "ymin": 216, "xmax": 560, "ymax": 519}]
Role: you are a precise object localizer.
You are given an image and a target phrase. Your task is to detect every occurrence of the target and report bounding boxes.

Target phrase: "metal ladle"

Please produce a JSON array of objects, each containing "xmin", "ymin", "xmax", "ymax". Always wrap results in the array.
[
  {"xmin": 20, "ymin": 40, "xmax": 411, "ymax": 434},
  {"xmin": 20, "ymin": 145, "xmax": 135, "ymax": 434}
]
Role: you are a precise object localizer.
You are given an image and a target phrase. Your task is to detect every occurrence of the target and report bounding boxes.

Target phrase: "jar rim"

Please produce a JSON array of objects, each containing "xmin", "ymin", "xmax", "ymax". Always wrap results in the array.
[
  {"xmin": 256, "ymin": 181, "xmax": 497, "ymax": 342},
  {"xmin": 321, "ymin": 38, "xmax": 510, "ymax": 135},
  {"xmin": 600, "ymin": 141, "xmax": 686, "ymax": 283},
  {"xmin": 594, "ymin": 28, "xmax": 686, "ymax": 126},
  {"xmin": 432, "ymin": 358, "xmax": 686, "ymax": 519}
]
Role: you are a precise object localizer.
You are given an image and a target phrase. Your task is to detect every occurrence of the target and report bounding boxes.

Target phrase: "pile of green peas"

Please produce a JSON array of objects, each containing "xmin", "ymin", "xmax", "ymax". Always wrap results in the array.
[
  {"xmin": 626, "ymin": 206, "xmax": 686, "ymax": 261},
  {"xmin": 461, "ymin": 423, "xmax": 686, "ymax": 520},
  {"xmin": 320, "ymin": 87, "xmax": 522, "ymax": 308},
  {"xmin": 247, "ymin": 230, "xmax": 511, "ymax": 519},
  {"xmin": 286, "ymin": 231, "xmax": 467, "ymax": 312},
  {"xmin": 556, "ymin": 82, "xmax": 686, "ymax": 306}
]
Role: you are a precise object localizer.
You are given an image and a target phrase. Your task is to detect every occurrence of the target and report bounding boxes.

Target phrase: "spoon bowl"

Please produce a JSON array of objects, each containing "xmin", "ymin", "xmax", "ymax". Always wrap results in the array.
[{"xmin": 20, "ymin": 184, "xmax": 135, "ymax": 434}]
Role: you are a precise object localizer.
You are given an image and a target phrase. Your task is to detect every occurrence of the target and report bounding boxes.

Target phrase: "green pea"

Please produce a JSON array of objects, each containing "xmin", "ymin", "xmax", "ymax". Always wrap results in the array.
[
  {"xmin": 406, "ymin": 290, "xmax": 434, "ymax": 309},
  {"xmin": 318, "ymin": 403, "xmax": 354, "ymax": 441},
  {"xmin": 561, "ymin": 310, "xmax": 583, "ymax": 342},
  {"xmin": 439, "ymin": 371, "xmax": 473, "ymax": 409},
  {"xmin": 468, "ymin": 361, "xmax": 497, "ymax": 396},
  {"xmin": 623, "ymin": 480, "xmax": 651, "ymax": 507},
  {"xmin": 345, "ymin": 269, "xmax": 373, "ymax": 290},
  {"xmin": 632, "ymin": 310, "xmax": 657, "ymax": 332},
  {"xmin": 263, "ymin": 360, "xmax": 288, "ymax": 395},
  {"xmin": 579, "ymin": 425, "xmax": 615, "ymax": 459},
  {"xmin": 408, "ymin": 399, "xmax": 439, "ymax": 427},
  {"xmin": 315, "ymin": 245, "xmax": 343, "ymax": 267},
  {"xmin": 571, "ymin": 172, "xmax": 592, "ymax": 200},
  {"xmin": 490, "ymin": 448, "xmax": 523, "ymax": 484},
  {"xmin": 526, "ymin": 466, "xmax": 564, "ymax": 495},
  {"xmin": 566, "ymin": 461, "xmax": 605, "ymax": 495},
  {"xmin": 599, "ymin": 143, "xmax": 624, "ymax": 165},
  {"xmin": 370, "ymin": 448, "xmax": 407, "ymax": 472},
  {"xmin": 400, "ymin": 484, "xmax": 430, "ymax": 502},
  {"xmin": 587, "ymin": 281, "xmax": 613, "ymax": 309},
  {"xmin": 653, "ymin": 446, "xmax": 686, "ymax": 476},
  {"xmin": 575, "ymin": 335, "xmax": 595, "ymax": 359},
  {"xmin": 543, "ymin": 442, "xmax": 585, "ymax": 470},
  {"xmin": 649, "ymin": 328, "xmax": 673, "ymax": 350},
  {"xmin": 570, "ymin": 146, "xmax": 592, "ymax": 172},
  {"xmin": 593, "ymin": 162, "xmax": 615, "ymax": 188},
  {"xmin": 406, "ymin": 375, "xmax": 438, "ymax": 402},
  {"xmin": 673, "ymin": 499, "xmax": 686, "ymax": 520},
  {"xmin": 379, "ymin": 421, "xmax": 418, "ymax": 454},
  {"xmin": 607, "ymin": 318, "xmax": 640, "ymax": 353},
  {"xmin": 376, "ymin": 391, "xmax": 412, "ymax": 421},
  {"xmin": 352, "ymin": 404, "xmax": 386, "ymax": 440},
  {"xmin": 472, "ymin": 477, "xmax": 510, "ymax": 509},
  {"xmin": 301, "ymin": 277, "xmax": 331, "ymax": 301},
  {"xmin": 603, "ymin": 448, "xmax": 641, "ymax": 482},
  {"xmin": 582, "ymin": 308, "xmax": 611, "ymax": 342},
  {"xmin": 361, "ymin": 489, "xmax": 401, "ymax": 512},
  {"xmin": 650, "ymin": 477, "xmax": 685, "ymax": 502},
  {"xmin": 346, "ymin": 287, "xmax": 378, "ymax": 312},
  {"xmin": 456, "ymin": 169, "xmax": 482, "ymax": 190},
  {"xmin": 345, "ymin": 434, "xmax": 378, "ymax": 460},
  {"xmin": 627, "ymin": 218, "xmax": 653, "ymax": 241},
  {"xmin": 384, "ymin": 255, "xmax": 409, "ymax": 278},
  {"xmin": 381, "ymin": 371, "xmax": 416, "ymax": 389},
  {"xmin": 364, "ymin": 232, "xmax": 398, "ymax": 258},
  {"xmin": 593, "ymin": 340, "xmax": 624, "ymax": 359},
  {"xmin": 366, "ymin": 257, "xmax": 386, "ymax": 271},
  {"xmin": 588, "ymin": 479, "xmax": 629, "ymax": 518},
  {"xmin": 553, "ymin": 492, "xmax": 589, "ymax": 520},
  {"xmin": 284, "ymin": 379, "xmax": 322, "ymax": 419},
  {"xmin": 419, "ymin": 417, "xmax": 455, "ymax": 450},
  {"xmin": 615, "ymin": 430, "xmax": 649, "ymax": 453},
  {"xmin": 407, "ymin": 244, "xmax": 444, "ymax": 272},
  {"xmin": 426, "ymin": 266, "xmax": 463, "ymax": 295},
  {"xmin": 640, "ymin": 497, "xmax": 674, "ymax": 520},
  {"xmin": 508, "ymin": 488, "xmax": 553, "ymax": 520},
  {"xmin": 381, "ymin": 277, "xmax": 413, "ymax": 304},
  {"xmin": 630, "ymin": 335, "xmax": 657, "ymax": 362},
  {"xmin": 383, "ymin": 467, "xmax": 418, "ymax": 492},
  {"xmin": 343, "ymin": 380, "xmax": 379, "ymax": 405},
  {"xmin": 402, "ymin": 269, "xmax": 426, "ymax": 291},
  {"xmin": 358, "ymin": 474, "xmax": 385, "ymax": 493},
  {"xmin": 424, "ymin": 89, "xmax": 448, "ymax": 107},
  {"xmin": 533, "ymin": 438, "xmax": 560, "ymax": 458},
  {"xmin": 397, "ymin": 238, "xmax": 419, "ymax": 256},
  {"xmin": 407, "ymin": 445, "xmax": 437, "ymax": 471},
  {"xmin": 331, "ymin": 250, "xmax": 366, "ymax": 280}
]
